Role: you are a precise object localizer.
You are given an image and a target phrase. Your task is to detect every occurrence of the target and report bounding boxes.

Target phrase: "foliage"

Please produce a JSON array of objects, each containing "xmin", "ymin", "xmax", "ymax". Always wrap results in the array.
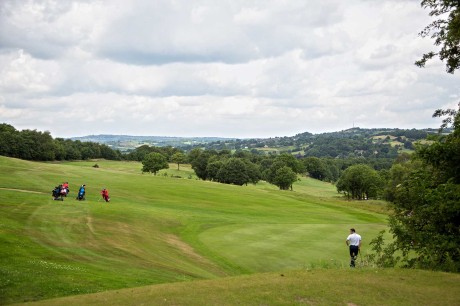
[
  {"xmin": 125, "ymin": 144, "xmax": 181, "ymax": 162},
  {"xmin": 264, "ymin": 160, "xmax": 288, "ymax": 185},
  {"xmin": 170, "ymin": 152, "xmax": 187, "ymax": 170},
  {"xmin": 191, "ymin": 150, "xmax": 213, "ymax": 180},
  {"xmin": 206, "ymin": 160, "xmax": 224, "ymax": 182},
  {"xmin": 242, "ymin": 159, "xmax": 262, "ymax": 185},
  {"xmin": 195, "ymin": 127, "xmax": 434, "ymax": 159},
  {"xmin": 368, "ymin": 230, "xmax": 401, "ymax": 268},
  {"xmin": 415, "ymin": 0, "xmax": 460, "ymax": 73},
  {"xmin": 0, "ymin": 123, "xmax": 122, "ymax": 161},
  {"xmin": 383, "ymin": 158, "xmax": 423, "ymax": 202},
  {"xmin": 418, "ymin": 104, "xmax": 460, "ymax": 183},
  {"xmin": 141, "ymin": 152, "xmax": 169, "ymax": 175},
  {"xmin": 217, "ymin": 158, "xmax": 250, "ymax": 186},
  {"xmin": 272, "ymin": 166, "xmax": 298, "ymax": 190},
  {"xmin": 303, "ymin": 156, "xmax": 335, "ymax": 181},
  {"xmin": 274, "ymin": 153, "xmax": 303, "ymax": 173},
  {"xmin": 383, "ymin": 104, "xmax": 460, "ymax": 272},
  {"xmin": 336, "ymin": 164, "xmax": 383, "ymax": 200},
  {"xmin": 390, "ymin": 177, "xmax": 460, "ymax": 271}
]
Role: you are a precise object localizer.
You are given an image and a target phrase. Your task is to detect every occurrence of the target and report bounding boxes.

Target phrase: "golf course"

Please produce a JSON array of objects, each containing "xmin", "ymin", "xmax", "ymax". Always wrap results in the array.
[{"xmin": 1, "ymin": 156, "xmax": 459, "ymax": 305}]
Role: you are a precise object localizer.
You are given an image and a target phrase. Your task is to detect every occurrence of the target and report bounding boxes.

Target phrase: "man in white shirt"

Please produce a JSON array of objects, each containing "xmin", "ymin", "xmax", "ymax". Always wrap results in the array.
[{"xmin": 346, "ymin": 228, "xmax": 362, "ymax": 267}]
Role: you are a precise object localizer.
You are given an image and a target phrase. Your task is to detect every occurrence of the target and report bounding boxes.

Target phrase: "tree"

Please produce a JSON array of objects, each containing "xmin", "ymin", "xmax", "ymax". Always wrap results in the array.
[
  {"xmin": 336, "ymin": 164, "xmax": 382, "ymax": 200},
  {"xmin": 206, "ymin": 161, "xmax": 223, "ymax": 181},
  {"xmin": 418, "ymin": 104, "xmax": 460, "ymax": 183},
  {"xmin": 141, "ymin": 152, "xmax": 169, "ymax": 175},
  {"xmin": 303, "ymin": 157, "xmax": 328, "ymax": 180},
  {"xmin": 275, "ymin": 153, "xmax": 303, "ymax": 173},
  {"xmin": 383, "ymin": 160, "xmax": 421, "ymax": 202},
  {"xmin": 242, "ymin": 159, "xmax": 261, "ymax": 185},
  {"xmin": 191, "ymin": 150, "xmax": 213, "ymax": 180},
  {"xmin": 415, "ymin": 1, "xmax": 460, "ymax": 73},
  {"xmin": 264, "ymin": 160, "xmax": 287, "ymax": 184},
  {"xmin": 217, "ymin": 158, "xmax": 249, "ymax": 186},
  {"xmin": 187, "ymin": 148, "xmax": 203, "ymax": 164},
  {"xmin": 171, "ymin": 152, "xmax": 187, "ymax": 170},
  {"xmin": 381, "ymin": 104, "xmax": 460, "ymax": 272},
  {"xmin": 272, "ymin": 166, "xmax": 297, "ymax": 190},
  {"xmin": 375, "ymin": 1, "xmax": 460, "ymax": 269}
]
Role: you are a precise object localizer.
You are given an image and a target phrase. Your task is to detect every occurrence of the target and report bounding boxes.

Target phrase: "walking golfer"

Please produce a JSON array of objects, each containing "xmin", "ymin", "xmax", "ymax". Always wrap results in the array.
[{"xmin": 346, "ymin": 228, "xmax": 362, "ymax": 267}]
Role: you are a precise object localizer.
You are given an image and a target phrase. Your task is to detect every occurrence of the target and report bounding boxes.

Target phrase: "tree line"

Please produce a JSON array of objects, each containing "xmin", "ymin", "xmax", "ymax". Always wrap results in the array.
[
  {"xmin": 0, "ymin": 122, "xmax": 395, "ymax": 192},
  {"xmin": 0, "ymin": 123, "xmax": 122, "ymax": 161},
  {"xmin": 134, "ymin": 141, "xmax": 397, "ymax": 193}
]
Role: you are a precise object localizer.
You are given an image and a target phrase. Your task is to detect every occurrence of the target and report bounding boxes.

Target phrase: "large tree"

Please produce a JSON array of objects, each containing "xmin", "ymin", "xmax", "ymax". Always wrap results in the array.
[
  {"xmin": 415, "ymin": 0, "xmax": 460, "ymax": 73},
  {"xmin": 141, "ymin": 152, "xmax": 169, "ymax": 175},
  {"xmin": 272, "ymin": 166, "xmax": 298, "ymax": 190},
  {"xmin": 217, "ymin": 158, "xmax": 249, "ymax": 186},
  {"xmin": 191, "ymin": 150, "xmax": 213, "ymax": 180},
  {"xmin": 336, "ymin": 164, "xmax": 382, "ymax": 200},
  {"xmin": 206, "ymin": 161, "xmax": 224, "ymax": 182}
]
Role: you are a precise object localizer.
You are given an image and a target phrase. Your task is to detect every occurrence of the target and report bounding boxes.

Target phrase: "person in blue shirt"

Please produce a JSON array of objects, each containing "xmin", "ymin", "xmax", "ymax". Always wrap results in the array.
[{"xmin": 77, "ymin": 184, "xmax": 86, "ymax": 201}]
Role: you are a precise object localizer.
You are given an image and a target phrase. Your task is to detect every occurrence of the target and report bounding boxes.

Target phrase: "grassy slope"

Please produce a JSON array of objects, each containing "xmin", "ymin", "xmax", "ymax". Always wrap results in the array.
[
  {"xmin": 19, "ymin": 269, "xmax": 460, "ymax": 306},
  {"xmin": 1, "ymin": 156, "xmax": 457, "ymax": 305}
]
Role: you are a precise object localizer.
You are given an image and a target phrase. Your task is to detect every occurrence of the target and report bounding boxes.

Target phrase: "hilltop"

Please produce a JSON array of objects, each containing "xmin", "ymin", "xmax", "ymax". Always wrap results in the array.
[
  {"xmin": 71, "ymin": 127, "xmax": 443, "ymax": 158},
  {"xmin": 70, "ymin": 135, "xmax": 235, "ymax": 152}
]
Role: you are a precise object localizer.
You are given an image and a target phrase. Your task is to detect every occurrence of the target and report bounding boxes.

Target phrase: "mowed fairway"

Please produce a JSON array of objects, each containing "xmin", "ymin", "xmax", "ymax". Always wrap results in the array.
[{"xmin": 2, "ymin": 156, "xmax": 389, "ymax": 304}]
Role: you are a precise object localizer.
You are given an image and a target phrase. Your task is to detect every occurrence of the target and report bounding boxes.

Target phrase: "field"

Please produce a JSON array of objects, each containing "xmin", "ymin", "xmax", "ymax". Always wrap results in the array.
[{"xmin": 1, "ymin": 156, "xmax": 459, "ymax": 305}]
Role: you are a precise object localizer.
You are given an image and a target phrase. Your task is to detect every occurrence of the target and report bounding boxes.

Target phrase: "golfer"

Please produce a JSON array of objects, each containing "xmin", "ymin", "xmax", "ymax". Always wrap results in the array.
[
  {"xmin": 101, "ymin": 188, "xmax": 110, "ymax": 202},
  {"xmin": 346, "ymin": 228, "xmax": 361, "ymax": 267}
]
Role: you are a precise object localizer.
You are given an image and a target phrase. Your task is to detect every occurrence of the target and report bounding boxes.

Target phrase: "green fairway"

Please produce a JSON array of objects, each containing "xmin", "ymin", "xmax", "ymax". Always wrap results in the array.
[
  {"xmin": 1, "ymin": 156, "xmax": 390, "ymax": 304},
  {"xmin": 199, "ymin": 223, "xmax": 388, "ymax": 272}
]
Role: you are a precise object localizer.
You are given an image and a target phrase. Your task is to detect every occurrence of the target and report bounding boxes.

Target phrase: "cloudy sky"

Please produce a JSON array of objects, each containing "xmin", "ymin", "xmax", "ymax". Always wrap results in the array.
[{"xmin": 0, "ymin": 0, "xmax": 459, "ymax": 138}]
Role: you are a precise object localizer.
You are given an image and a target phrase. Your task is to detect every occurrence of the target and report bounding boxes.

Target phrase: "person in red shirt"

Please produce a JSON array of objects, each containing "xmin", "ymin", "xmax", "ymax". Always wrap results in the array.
[
  {"xmin": 62, "ymin": 182, "xmax": 69, "ymax": 195},
  {"xmin": 101, "ymin": 188, "xmax": 110, "ymax": 202}
]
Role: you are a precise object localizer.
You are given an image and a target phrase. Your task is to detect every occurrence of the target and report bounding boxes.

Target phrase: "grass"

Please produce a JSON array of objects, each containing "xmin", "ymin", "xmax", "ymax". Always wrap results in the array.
[
  {"xmin": 17, "ymin": 269, "xmax": 460, "ymax": 306},
  {"xmin": 0, "ymin": 156, "xmax": 458, "ymax": 305}
]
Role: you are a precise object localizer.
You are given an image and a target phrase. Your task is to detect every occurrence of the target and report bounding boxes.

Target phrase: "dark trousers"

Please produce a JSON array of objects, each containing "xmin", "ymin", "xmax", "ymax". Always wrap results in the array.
[{"xmin": 349, "ymin": 245, "xmax": 359, "ymax": 267}]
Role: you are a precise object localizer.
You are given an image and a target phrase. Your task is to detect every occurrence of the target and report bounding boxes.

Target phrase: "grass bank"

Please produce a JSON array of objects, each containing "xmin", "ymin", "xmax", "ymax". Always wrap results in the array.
[{"xmin": 18, "ymin": 268, "xmax": 460, "ymax": 306}]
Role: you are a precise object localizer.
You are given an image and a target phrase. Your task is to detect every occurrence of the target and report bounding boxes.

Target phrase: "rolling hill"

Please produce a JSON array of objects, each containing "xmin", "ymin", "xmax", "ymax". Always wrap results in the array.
[{"xmin": 1, "ymin": 156, "xmax": 459, "ymax": 305}]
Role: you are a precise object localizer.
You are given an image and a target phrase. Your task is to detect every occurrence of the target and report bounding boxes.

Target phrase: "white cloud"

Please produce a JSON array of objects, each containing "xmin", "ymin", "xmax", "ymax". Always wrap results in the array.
[{"xmin": 0, "ymin": 0, "xmax": 459, "ymax": 138}]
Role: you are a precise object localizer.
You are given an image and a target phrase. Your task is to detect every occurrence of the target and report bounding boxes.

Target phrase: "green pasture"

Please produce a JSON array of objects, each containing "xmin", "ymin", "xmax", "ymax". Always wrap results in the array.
[{"xmin": 0, "ymin": 156, "xmax": 423, "ymax": 304}]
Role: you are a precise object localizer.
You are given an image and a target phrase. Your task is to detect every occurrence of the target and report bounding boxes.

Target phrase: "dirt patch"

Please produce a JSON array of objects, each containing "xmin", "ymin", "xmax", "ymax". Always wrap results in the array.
[
  {"xmin": 0, "ymin": 187, "xmax": 45, "ymax": 194},
  {"xmin": 86, "ymin": 216, "xmax": 95, "ymax": 234},
  {"xmin": 296, "ymin": 296, "xmax": 317, "ymax": 305},
  {"xmin": 164, "ymin": 234, "xmax": 213, "ymax": 265}
]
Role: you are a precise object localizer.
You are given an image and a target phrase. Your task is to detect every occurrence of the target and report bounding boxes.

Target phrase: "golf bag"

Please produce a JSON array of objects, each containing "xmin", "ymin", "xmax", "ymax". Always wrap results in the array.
[
  {"xmin": 52, "ymin": 186, "xmax": 64, "ymax": 201},
  {"xmin": 76, "ymin": 187, "xmax": 85, "ymax": 201}
]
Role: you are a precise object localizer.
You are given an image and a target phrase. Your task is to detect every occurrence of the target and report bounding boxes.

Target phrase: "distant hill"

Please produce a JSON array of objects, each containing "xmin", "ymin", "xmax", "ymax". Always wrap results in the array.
[
  {"xmin": 70, "ymin": 135, "xmax": 236, "ymax": 152},
  {"xmin": 196, "ymin": 127, "xmax": 445, "ymax": 159},
  {"xmin": 71, "ymin": 127, "xmax": 447, "ymax": 158}
]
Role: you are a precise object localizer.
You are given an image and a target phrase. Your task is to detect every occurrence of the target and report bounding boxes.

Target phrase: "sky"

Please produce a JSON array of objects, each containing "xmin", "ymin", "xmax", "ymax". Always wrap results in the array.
[{"xmin": 0, "ymin": 0, "xmax": 459, "ymax": 139}]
